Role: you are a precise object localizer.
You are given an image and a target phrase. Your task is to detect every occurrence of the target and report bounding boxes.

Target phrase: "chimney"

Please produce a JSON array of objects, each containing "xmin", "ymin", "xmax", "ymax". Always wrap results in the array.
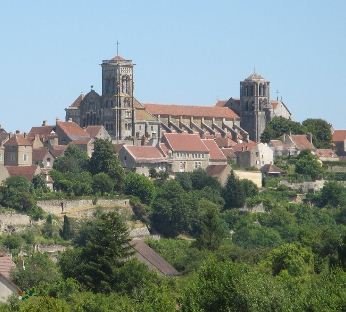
[
  {"xmin": 15, "ymin": 130, "xmax": 20, "ymax": 134},
  {"xmin": 56, "ymin": 118, "xmax": 60, "ymax": 124},
  {"xmin": 42, "ymin": 120, "xmax": 47, "ymax": 126},
  {"xmin": 24, "ymin": 132, "xmax": 26, "ymax": 138}
]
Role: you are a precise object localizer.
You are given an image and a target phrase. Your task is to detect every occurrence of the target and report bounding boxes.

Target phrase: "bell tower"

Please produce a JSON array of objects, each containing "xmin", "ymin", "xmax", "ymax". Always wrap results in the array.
[
  {"xmin": 101, "ymin": 52, "xmax": 134, "ymax": 140},
  {"xmin": 240, "ymin": 72, "xmax": 272, "ymax": 142}
]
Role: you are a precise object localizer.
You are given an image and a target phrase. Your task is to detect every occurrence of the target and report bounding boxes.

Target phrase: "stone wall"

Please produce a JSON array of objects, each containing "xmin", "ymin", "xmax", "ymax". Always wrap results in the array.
[
  {"xmin": 279, "ymin": 180, "xmax": 325, "ymax": 193},
  {"xmin": 0, "ymin": 212, "xmax": 31, "ymax": 233},
  {"xmin": 233, "ymin": 170, "xmax": 263, "ymax": 188},
  {"xmin": 37, "ymin": 198, "xmax": 131, "ymax": 217}
]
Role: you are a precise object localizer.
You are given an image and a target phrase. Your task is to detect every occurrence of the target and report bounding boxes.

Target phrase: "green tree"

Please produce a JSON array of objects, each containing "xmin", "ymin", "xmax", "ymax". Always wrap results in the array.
[
  {"xmin": 195, "ymin": 200, "xmax": 227, "ymax": 250},
  {"xmin": 42, "ymin": 214, "xmax": 60, "ymax": 239},
  {"xmin": 32, "ymin": 174, "xmax": 50, "ymax": 193},
  {"xmin": 59, "ymin": 211, "xmax": 133, "ymax": 293},
  {"xmin": 264, "ymin": 243, "xmax": 314, "ymax": 277},
  {"xmin": 319, "ymin": 181, "xmax": 346, "ymax": 208},
  {"xmin": 0, "ymin": 176, "xmax": 36, "ymax": 212},
  {"xmin": 302, "ymin": 118, "xmax": 332, "ymax": 148},
  {"xmin": 222, "ymin": 171, "xmax": 245, "ymax": 209},
  {"xmin": 61, "ymin": 215, "xmax": 73, "ymax": 240},
  {"xmin": 124, "ymin": 172, "xmax": 155, "ymax": 204},
  {"xmin": 240, "ymin": 179, "xmax": 259, "ymax": 198},
  {"xmin": 19, "ymin": 296, "xmax": 69, "ymax": 312},
  {"xmin": 92, "ymin": 172, "xmax": 114, "ymax": 195},
  {"xmin": 89, "ymin": 139, "xmax": 125, "ymax": 191},
  {"xmin": 261, "ymin": 116, "xmax": 305, "ymax": 143},
  {"xmin": 295, "ymin": 150, "xmax": 323, "ymax": 180},
  {"xmin": 13, "ymin": 253, "xmax": 61, "ymax": 290},
  {"xmin": 151, "ymin": 180, "xmax": 197, "ymax": 237},
  {"xmin": 53, "ymin": 145, "xmax": 89, "ymax": 174}
]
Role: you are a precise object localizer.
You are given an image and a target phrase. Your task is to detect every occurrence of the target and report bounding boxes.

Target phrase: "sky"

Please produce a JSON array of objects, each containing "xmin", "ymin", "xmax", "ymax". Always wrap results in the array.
[{"xmin": 0, "ymin": 0, "xmax": 345, "ymax": 132}]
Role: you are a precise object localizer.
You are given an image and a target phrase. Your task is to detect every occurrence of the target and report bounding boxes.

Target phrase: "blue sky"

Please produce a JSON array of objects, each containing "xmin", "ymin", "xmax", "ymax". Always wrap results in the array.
[{"xmin": 0, "ymin": 0, "xmax": 345, "ymax": 131}]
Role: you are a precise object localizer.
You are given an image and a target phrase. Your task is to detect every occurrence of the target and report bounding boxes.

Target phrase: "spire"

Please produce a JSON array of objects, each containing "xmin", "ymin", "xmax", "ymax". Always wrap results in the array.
[{"xmin": 116, "ymin": 40, "xmax": 119, "ymax": 57}]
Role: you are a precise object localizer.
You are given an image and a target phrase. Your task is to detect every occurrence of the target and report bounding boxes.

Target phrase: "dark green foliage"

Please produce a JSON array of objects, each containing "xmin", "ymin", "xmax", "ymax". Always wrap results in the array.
[
  {"xmin": 195, "ymin": 200, "xmax": 227, "ymax": 250},
  {"xmin": 13, "ymin": 253, "xmax": 61, "ymax": 290},
  {"xmin": 150, "ymin": 180, "xmax": 197, "ymax": 237},
  {"xmin": 42, "ymin": 214, "xmax": 60, "ymax": 239},
  {"xmin": 240, "ymin": 179, "xmax": 259, "ymax": 198},
  {"xmin": 0, "ymin": 176, "xmax": 36, "ymax": 212},
  {"xmin": 2, "ymin": 234, "xmax": 23, "ymax": 251},
  {"xmin": 59, "ymin": 211, "xmax": 133, "ymax": 293},
  {"xmin": 53, "ymin": 145, "xmax": 89, "ymax": 174},
  {"xmin": 318, "ymin": 181, "xmax": 346, "ymax": 208},
  {"xmin": 264, "ymin": 243, "xmax": 314, "ymax": 277},
  {"xmin": 124, "ymin": 172, "xmax": 155, "ymax": 204},
  {"xmin": 92, "ymin": 172, "xmax": 114, "ymax": 195},
  {"xmin": 302, "ymin": 118, "xmax": 332, "ymax": 148},
  {"xmin": 50, "ymin": 170, "xmax": 92, "ymax": 196},
  {"xmin": 61, "ymin": 215, "xmax": 73, "ymax": 240},
  {"xmin": 32, "ymin": 174, "xmax": 50, "ymax": 193},
  {"xmin": 295, "ymin": 150, "xmax": 323, "ymax": 180},
  {"xmin": 222, "ymin": 171, "xmax": 245, "ymax": 208},
  {"xmin": 260, "ymin": 116, "xmax": 306, "ymax": 143},
  {"xmin": 89, "ymin": 139, "xmax": 125, "ymax": 191}
]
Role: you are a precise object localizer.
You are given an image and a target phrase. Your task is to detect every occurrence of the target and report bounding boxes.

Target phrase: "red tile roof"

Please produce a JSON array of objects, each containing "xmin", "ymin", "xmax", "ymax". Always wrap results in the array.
[
  {"xmin": 261, "ymin": 164, "xmax": 283, "ymax": 174},
  {"xmin": 159, "ymin": 143, "xmax": 170, "ymax": 156},
  {"xmin": 32, "ymin": 147, "xmax": 50, "ymax": 163},
  {"xmin": 144, "ymin": 103, "xmax": 239, "ymax": 120},
  {"xmin": 232, "ymin": 141, "xmax": 257, "ymax": 152},
  {"xmin": 28, "ymin": 126, "xmax": 55, "ymax": 140},
  {"xmin": 202, "ymin": 139, "xmax": 227, "ymax": 161},
  {"xmin": 132, "ymin": 240, "xmax": 179, "ymax": 276},
  {"xmin": 315, "ymin": 149, "xmax": 338, "ymax": 159},
  {"xmin": 163, "ymin": 133, "xmax": 209, "ymax": 153},
  {"xmin": 124, "ymin": 145, "xmax": 166, "ymax": 163},
  {"xmin": 206, "ymin": 164, "xmax": 229, "ymax": 176},
  {"xmin": 85, "ymin": 126, "xmax": 103, "ymax": 138},
  {"xmin": 49, "ymin": 145, "xmax": 67, "ymax": 158},
  {"xmin": 215, "ymin": 100, "xmax": 227, "ymax": 107},
  {"xmin": 332, "ymin": 130, "xmax": 346, "ymax": 142},
  {"xmin": 56, "ymin": 121, "xmax": 90, "ymax": 141},
  {"xmin": 4, "ymin": 134, "xmax": 32, "ymax": 146},
  {"xmin": 290, "ymin": 135, "xmax": 314, "ymax": 150},
  {"xmin": 215, "ymin": 136, "xmax": 237, "ymax": 148},
  {"xmin": 0, "ymin": 254, "xmax": 15, "ymax": 280},
  {"xmin": 221, "ymin": 148, "xmax": 236, "ymax": 159},
  {"xmin": 6, "ymin": 165, "xmax": 40, "ymax": 181}
]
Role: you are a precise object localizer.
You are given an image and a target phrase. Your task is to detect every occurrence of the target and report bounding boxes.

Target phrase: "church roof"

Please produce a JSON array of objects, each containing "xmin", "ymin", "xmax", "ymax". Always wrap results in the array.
[
  {"xmin": 245, "ymin": 73, "xmax": 265, "ymax": 81},
  {"xmin": 144, "ymin": 103, "xmax": 239, "ymax": 120},
  {"xmin": 69, "ymin": 94, "xmax": 84, "ymax": 108},
  {"xmin": 111, "ymin": 55, "xmax": 126, "ymax": 61},
  {"xmin": 56, "ymin": 121, "xmax": 90, "ymax": 141}
]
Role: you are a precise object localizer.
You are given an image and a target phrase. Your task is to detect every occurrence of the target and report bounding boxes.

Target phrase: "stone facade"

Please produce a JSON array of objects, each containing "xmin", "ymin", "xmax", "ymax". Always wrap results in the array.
[{"xmin": 66, "ymin": 55, "xmax": 160, "ymax": 142}]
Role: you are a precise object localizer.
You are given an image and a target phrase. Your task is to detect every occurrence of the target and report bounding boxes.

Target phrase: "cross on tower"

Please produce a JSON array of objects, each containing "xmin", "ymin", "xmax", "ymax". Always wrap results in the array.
[{"xmin": 276, "ymin": 89, "xmax": 280, "ymax": 100}]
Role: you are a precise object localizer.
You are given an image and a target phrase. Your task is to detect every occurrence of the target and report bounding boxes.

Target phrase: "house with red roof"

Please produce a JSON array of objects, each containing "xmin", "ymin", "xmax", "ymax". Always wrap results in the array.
[
  {"xmin": 332, "ymin": 130, "xmax": 346, "ymax": 156},
  {"xmin": 0, "ymin": 253, "xmax": 20, "ymax": 302},
  {"xmin": 119, "ymin": 145, "xmax": 168, "ymax": 176}
]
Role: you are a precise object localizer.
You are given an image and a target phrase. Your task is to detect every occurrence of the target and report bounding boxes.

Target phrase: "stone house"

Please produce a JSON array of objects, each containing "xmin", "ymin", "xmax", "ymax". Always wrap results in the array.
[
  {"xmin": 119, "ymin": 145, "xmax": 168, "ymax": 176},
  {"xmin": 3, "ymin": 133, "xmax": 33, "ymax": 166},
  {"xmin": 332, "ymin": 130, "xmax": 346, "ymax": 156},
  {"xmin": 234, "ymin": 142, "xmax": 274, "ymax": 169},
  {"xmin": 161, "ymin": 133, "xmax": 210, "ymax": 173},
  {"xmin": 85, "ymin": 125, "xmax": 111, "ymax": 140},
  {"xmin": 315, "ymin": 149, "xmax": 339, "ymax": 162},
  {"xmin": 0, "ymin": 253, "xmax": 20, "ymax": 303}
]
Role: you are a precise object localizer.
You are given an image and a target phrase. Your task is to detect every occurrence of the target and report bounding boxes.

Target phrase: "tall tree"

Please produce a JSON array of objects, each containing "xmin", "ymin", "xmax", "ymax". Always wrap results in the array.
[
  {"xmin": 195, "ymin": 200, "xmax": 227, "ymax": 250},
  {"xmin": 59, "ymin": 212, "xmax": 133, "ymax": 293},
  {"xmin": 295, "ymin": 150, "xmax": 323, "ymax": 180},
  {"xmin": 124, "ymin": 172, "xmax": 155, "ymax": 204},
  {"xmin": 222, "ymin": 171, "xmax": 245, "ymax": 209},
  {"xmin": 89, "ymin": 139, "xmax": 125, "ymax": 191},
  {"xmin": 53, "ymin": 145, "xmax": 89, "ymax": 173},
  {"xmin": 151, "ymin": 180, "xmax": 197, "ymax": 237},
  {"xmin": 302, "ymin": 118, "xmax": 332, "ymax": 148},
  {"xmin": 260, "ymin": 116, "xmax": 305, "ymax": 143}
]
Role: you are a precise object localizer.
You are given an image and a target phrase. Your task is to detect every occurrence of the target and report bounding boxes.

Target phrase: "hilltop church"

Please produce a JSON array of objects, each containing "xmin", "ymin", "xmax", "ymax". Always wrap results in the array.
[{"xmin": 65, "ymin": 53, "xmax": 291, "ymax": 143}]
